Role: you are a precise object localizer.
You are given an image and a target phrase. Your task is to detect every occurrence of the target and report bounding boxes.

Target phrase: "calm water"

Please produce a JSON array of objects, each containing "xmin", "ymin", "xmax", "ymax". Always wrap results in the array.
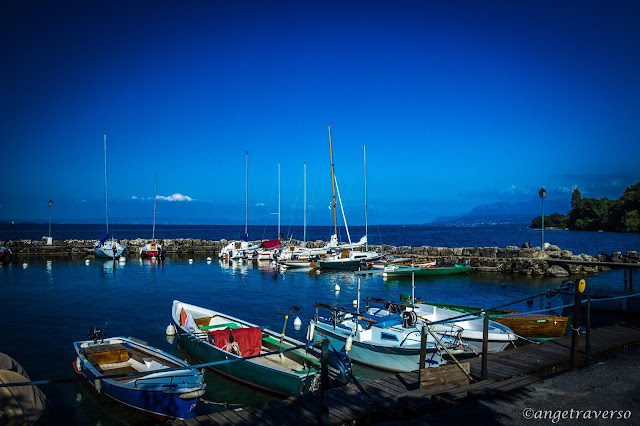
[{"xmin": 0, "ymin": 224, "xmax": 638, "ymax": 425}]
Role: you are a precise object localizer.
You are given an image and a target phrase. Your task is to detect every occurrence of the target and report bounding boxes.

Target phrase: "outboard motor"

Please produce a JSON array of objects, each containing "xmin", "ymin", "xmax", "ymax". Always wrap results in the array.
[
  {"xmin": 88, "ymin": 327, "xmax": 105, "ymax": 343},
  {"xmin": 402, "ymin": 311, "xmax": 418, "ymax": 328},
  {"xmin": 327, "ymin": 349, "xmax": 353, "ymax": 386}
]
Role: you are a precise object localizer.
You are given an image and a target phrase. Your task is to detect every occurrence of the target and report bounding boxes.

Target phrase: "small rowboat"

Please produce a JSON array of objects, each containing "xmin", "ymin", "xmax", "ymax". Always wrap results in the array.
[{"xmin": 73, "ymin": 330, "xmax": 205, "ymax": 421}]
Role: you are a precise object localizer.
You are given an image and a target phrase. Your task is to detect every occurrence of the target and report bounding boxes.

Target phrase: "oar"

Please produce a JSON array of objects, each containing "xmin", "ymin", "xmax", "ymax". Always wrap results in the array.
[{"xmin": 279, "ymin": 306, "xmax": 300, "ymax": 344}]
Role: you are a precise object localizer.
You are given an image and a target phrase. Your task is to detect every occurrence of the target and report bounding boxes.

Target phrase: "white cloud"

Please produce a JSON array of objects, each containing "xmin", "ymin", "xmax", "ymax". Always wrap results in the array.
[
  {"xmin": 131, "ymin": 196, "xmax": 138, "ymax": 200},
  {"xmin": 256, "ymin": 202, "xmax": 264, "ymax": 206},
  {"xmin": 157, "ymin": 193, "xmax": 193, "ymax": 202}
]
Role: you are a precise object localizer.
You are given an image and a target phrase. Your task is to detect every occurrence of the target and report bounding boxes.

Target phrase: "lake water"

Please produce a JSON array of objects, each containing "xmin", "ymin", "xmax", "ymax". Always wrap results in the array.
[{"xmin": 0, "ymin": 224, "xmax": 638, "ymax": 425}]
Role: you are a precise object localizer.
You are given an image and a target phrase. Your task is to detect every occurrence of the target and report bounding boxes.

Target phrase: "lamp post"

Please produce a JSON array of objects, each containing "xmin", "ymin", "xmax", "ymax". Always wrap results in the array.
[
  {"xmin": 538, "ymin": 188, "xmax": 546, "ymax": 250},
  {"xmin": 48, "ymin": 199, "xmax": 53, "ymax": 238}
]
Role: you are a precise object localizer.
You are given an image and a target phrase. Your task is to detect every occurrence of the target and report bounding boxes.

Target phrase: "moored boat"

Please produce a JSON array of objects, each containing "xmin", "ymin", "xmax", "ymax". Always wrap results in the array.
[
  {"xmin": 310, "ymin": 302, "xmax": 461, "ymax": 372},
  {"xmin": 399, "ymin": 294, "xmax": 570, "ymax": 341},
  {"xmin": 0, "ymin": 246, "xmax": 12, "ymax": 264},
  {"xmin": 140, "ymin": 174, "xmax": 166, "ymax": 259},
  {"xmin": 383, "ymin": 263, "xmax": 471, "ymax": 277},
  {"xmin": 73, "ymin": 330, "xmax": 205, "ymax": 421},
  {"xmin": 171, "ymin": 300, "xmax": 324, "ymax": 396}
]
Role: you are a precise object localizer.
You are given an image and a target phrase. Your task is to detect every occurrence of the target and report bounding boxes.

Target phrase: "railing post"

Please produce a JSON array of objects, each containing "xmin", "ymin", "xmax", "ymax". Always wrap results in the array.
[
  {"xmin": 570, "ymin": 281, "xmax": 582, "ymax": 370},
  {"xmin": 419, "ymin": 324, "xmax": 427, "ymax": 382},
  {"xmin": 320, "ymin": 339, "xmax": 329, "ymax": 426},
  {"xmin": 624, "ymin": 268, "xmax": 628, "ymax": 289},
  {"xmin": 586, "ymin": 296, "xmax": 591, "ymax": 365},
  {"xmin": 630, "ymin": 268, "xmax": 634, "ymax": 291},
  {"xmin": 481, "ymin": 313, "xmax": 489, "ymax": 380}
]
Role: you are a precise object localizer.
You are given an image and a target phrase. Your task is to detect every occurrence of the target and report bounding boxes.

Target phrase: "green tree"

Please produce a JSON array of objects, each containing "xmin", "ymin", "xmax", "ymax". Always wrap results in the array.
[
  {"xmin": 622, "ymin": 210, "xmax": 640, "ymax": 233},
  {"xmin": 571, "ymin": 188, "xmax": 582, "ymax": 209}
]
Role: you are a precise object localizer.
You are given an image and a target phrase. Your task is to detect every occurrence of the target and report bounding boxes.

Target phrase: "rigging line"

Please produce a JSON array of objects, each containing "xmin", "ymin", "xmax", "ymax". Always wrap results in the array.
[{"xmin": 285, "ymin": 167, "xmax": 303, "ymax": 239}]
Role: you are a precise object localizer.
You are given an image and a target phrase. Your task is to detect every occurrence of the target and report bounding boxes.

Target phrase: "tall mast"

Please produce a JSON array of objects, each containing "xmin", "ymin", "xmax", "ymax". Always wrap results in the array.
[
  {"xmin": 278, "ymin": 162, "xmax": 281, "ymax": 239},
  {"xmin": 328, "ymin": 124, "xmax": 337, "ymax": 236},
  {"xmin": 245, "ymin": 151, "xmax": 248, "ymax": 237},
  {"xmin": 363, "ymin": 144, "xmax": 368, "ymax": 251},
  {"xmin": 104, "ymin": 132, "xmax": 109, "ymax": 235},
  {"xmin": 303, "ymin": 162, "xmax": 307, "ymax": 246},
  {"xmin": 152, "ymin": 174, "xmax": 157, "ymax": 242}
]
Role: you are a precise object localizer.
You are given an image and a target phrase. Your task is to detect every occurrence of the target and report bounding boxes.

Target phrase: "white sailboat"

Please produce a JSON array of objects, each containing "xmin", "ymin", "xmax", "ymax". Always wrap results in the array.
[
  {"xmin": 219, "ymin": 152, "xmax": 258, "ymax": 260},
  {"xmin": 94, "ymin": 132, "xmax": 126, "ymax": 259},
  {"xmin": 140, "ymin": 174, "xmax": 165, "ymax": 258}
]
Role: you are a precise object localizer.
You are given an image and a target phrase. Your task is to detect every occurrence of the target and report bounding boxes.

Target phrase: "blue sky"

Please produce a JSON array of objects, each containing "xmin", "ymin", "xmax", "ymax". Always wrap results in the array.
[{"xmin": 2, "ymin": 0, "xmax": 639, "ymax": 226}]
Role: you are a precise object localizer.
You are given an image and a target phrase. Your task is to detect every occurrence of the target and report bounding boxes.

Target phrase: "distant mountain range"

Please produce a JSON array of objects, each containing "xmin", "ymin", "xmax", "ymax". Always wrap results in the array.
[{"xmin": 430, "ymin": 199, "xmax": 570, "ymax": 226}]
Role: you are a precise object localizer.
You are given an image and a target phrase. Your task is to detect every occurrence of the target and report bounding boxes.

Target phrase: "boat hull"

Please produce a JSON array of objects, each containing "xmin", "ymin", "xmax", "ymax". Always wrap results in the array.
[
  {"xmin": 383, "ymin": 264, "xmax": 471, "ymax": 277},
  {"xmin": 94, "ymin": 241, "xmax": 127, "ymax": 258},
  {"xmin": 311, "ymin": 321, "xmax": 445, "ymax": 372},
  {"xmin": 317, "ymin": 259, "xmax": 363, "ymax": 270}
]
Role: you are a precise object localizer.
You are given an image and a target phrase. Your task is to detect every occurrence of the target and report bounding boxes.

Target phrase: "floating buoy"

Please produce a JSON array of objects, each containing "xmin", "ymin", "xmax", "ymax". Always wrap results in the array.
[
  {"xmin": 293, "ymin": 316, "xmax": 302, "ymax": 330},
  {"xmin": 166, "ymin": 324, "xmax": 176, "ymax": 336},
  {"xmin": 206, "ymin": 257, "xmax": 212, "ymax": 262},
  {"xmin": 188, "ymin": 259, "xmax": 194, "ymax": 264},
  {"xmin": 85, "ymin": 259, "xmax": 90, "ymax": 265},
  {"xmin": 345, "ymin": 335, "xmax": 353, "ymax": 352},
  {"xmin": 118, "ymin": 256, "xmax": 126, "ymax": 263},
  {"xmin": 334, "ymin": 284, "xmax": 340, "ymax": 292},
  {"xmin": 352, "ymin": 299, "xmax": 358, "ymax": 307},
  {"xmin": 151, "ymin": 256, "xmax": 156, "ymax": 261},
  {"xmin": 22, "ymin": 263, "xmax": 28, "ymax": 269}
]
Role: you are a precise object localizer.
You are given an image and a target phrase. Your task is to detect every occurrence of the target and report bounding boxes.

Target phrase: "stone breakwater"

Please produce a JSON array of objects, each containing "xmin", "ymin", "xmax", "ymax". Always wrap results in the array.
[{"xmin": 1, "ymin": 239, "xmax": 638, "ymax": 277}]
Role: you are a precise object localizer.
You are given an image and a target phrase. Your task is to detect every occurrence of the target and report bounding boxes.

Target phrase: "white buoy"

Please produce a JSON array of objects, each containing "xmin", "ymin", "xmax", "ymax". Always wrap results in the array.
[
  {"xmin": 118, "ymin": 256, "xmax": 126, "ymax": 262},
  {"xmin": 293, "ymin": 316, "xmax": 302, "ymax": 328},
  {"xmin": 334, "ymin": 284, "xmax": 340, "ymax": 292},
  {"xmin": 85, "ymin": 259, "xmax": 90, "ymax": 265},
  {"xmin": 22, "ymin": 263, "xmax": 28, "ymax": 269},
  {"xmin": 352, "ymin": 299, "xmax": 358, "ymax": 307},
  {"xmin": 166, "ymin": 324, "xmax": 176, "ymax": 336},
  {"xmin": 188, "ymin": 258, "xmax": 194, "ymax": 264},
  {"xmin": 345, "ymin": 334, "xmax": 353, "ymax": 352},
  {"xmin": 206, "ymin": 257, "xmax": 212, "ymax": 261}
]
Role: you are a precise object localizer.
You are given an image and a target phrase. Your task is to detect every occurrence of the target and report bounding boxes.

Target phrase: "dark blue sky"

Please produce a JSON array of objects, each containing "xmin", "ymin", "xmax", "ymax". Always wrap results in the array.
[{"xmin": 2, "ymin": 0, "xmax": 639, "ymax": 225}]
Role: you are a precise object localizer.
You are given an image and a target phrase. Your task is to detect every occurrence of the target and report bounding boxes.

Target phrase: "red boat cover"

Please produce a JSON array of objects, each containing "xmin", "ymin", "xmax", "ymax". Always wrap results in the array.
[
  {"xmin": 180, "ymin": 308, "xmax": 187, "ymax": 327},
  {"xmin": 259, "ymin": 239, "xmax": 282, "ymax": 250},
  {"xmin": 208, "ymin": 327, "xmax": 262, "ymax": 358}
]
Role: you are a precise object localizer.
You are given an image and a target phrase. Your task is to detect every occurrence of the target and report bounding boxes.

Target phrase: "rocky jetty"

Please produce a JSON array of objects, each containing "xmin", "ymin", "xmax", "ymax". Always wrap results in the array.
[{"xmin": 1, "ymin": 238, "xmax": 638, "ymax": 277}]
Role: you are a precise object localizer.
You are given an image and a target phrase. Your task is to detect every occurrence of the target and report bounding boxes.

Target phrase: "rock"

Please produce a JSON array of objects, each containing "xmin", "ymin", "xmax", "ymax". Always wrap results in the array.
[
  {"xmin": 545, "ymin": 243, "xmax": 561, "ymax": 251},
  {"xmin": 546, "ymin": 265, "xmax": 570, "ymax": 277},
  {"xmin": 521, "ymin": 242, "xmax": 533, "ymax": 248}
]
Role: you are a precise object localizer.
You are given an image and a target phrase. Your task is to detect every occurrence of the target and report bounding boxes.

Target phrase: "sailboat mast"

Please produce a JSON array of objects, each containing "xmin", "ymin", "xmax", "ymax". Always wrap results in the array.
[
  {"xmin": 278, "ymin": 162, "xmax": 281, "ymax": 239},
  {"xmin": 328, "ymin": 124, "xmax": 337, "ymax": 236},
  {"xmin": 364, "ymin": 144, "xmax": 368, "ymax": 251},
  {"xmin": 303, "ymin": 162, "xmax": 306, "ymax": 246},
  {"xmin": 104, "ymin": 132, "xmax": 109, "ymax": 235},
  {"xmin": 245, "ymin": 151, "xmax": 248, "ymax": 237},
  {"xmin": 152, "ymin": 174, "xmax": 157, "ymax": 242}
]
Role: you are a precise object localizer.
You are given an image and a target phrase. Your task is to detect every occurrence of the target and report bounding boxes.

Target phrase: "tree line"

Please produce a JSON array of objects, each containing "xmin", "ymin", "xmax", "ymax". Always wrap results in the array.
[{"xmin": 530, "ymin": 181, "xmax": 640, "ymax": 233}]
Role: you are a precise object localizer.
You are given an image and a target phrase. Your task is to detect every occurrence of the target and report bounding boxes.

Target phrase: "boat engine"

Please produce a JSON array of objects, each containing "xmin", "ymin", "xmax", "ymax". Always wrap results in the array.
[
  {"xmin": 327, "ymin": 349, "xmax": 353, "ymax": 386},
  {"xmin": 402, "ymin": 311, "xmax": 418, "ymax": 328},
  {"xmin": 88, "ymin": 327, "xmax": 105, "ymax": 343}
]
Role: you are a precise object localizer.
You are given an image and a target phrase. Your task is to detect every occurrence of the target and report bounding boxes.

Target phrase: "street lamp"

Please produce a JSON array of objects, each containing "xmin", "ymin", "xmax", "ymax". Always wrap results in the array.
[
  {"xmin": 538, "ymin": 188, "xmax": 546, "ymax": 250},
  {"xmin": 48, "ymin": 199, "xmax": 53, "ymax": 239}
]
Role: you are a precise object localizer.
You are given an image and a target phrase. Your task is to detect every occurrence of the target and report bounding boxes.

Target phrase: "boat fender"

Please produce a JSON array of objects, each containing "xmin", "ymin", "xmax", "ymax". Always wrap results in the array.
[
  {"xmin": 166, "ymin": 324, "xmax": 176, "ymax": 336},
  {"xmin": 307, "ymin": 323, "xmax": 315, "ymax": 341},
  {"xmin": 178, "ymin": 389, "xmax": 206, "ymax": 399},
  {"xmin": 75, "ymin": 357, "xmax": 82, "ymax": 373},
  {"xmin": 345, "ymin": 335, "xmax": 353, "ymax": 352},
  {"xmin": 95, "ymin": 379, "xmax": 102, "ymax": 393}
]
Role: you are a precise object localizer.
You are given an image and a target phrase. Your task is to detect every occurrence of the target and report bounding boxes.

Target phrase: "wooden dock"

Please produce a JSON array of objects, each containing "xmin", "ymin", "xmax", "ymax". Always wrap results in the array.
[{"xmin": 170, "ymin": 323, "xmax": 640, "ymax": 425}]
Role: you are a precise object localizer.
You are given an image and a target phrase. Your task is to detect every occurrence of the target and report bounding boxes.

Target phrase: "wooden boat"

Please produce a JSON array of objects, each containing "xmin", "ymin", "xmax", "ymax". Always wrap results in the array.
[
  {"xmin": 172, "ymin": 300, "xmax": 323, "ymax": 396},
  {"xmin": 140, "ymin": 175, "xmax": 166, "ymax": 259},
  {"xmin": 399, "ymin": 295, "xmax": 570, "ymax": 341},
  {"xmin": 94, "ymin": 133, "xmax": 126, "ymax": 259},
  {"xmin": 382, "ymin": 263, "xmax": 470, "ymax": 277},
  {"xmin": 73, "ymin": 331, "xmax": 205, "ymax": 421}
]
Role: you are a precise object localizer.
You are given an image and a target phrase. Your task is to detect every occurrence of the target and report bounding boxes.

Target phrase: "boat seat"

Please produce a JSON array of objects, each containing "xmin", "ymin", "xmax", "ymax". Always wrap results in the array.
[
  {"xmin": 199, "ymin": 322, "xmax": 242, "ymax": 331},
  {"xmin": 102, "ymin": 366, "xmax": 138, "ymax": 381}
]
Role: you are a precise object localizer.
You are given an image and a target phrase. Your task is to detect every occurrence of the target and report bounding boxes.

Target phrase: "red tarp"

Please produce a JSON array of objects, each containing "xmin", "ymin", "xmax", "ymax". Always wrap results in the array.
[
  {"xmin": 259, "ymin": 239, "xmax": 282, "ymax": 250},
  {"xmin": 208, "ymin": 327, "xmax": 262, "ymax": 358}
]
